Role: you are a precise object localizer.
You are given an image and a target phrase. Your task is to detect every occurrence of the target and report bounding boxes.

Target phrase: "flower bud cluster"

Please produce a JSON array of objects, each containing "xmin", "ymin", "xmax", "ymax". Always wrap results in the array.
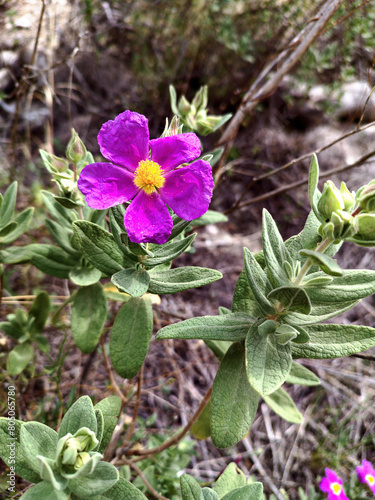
[
  {"xmin": 170, "ymin": 85, "xmax": 231, "ymax": 136},
  {"xmin": 56, "ymin": 427, "xmax": 99, "ymax": 473},
  {"xmin": 317, "ymin": 179, "xmax": 375, "ymax": 245}
]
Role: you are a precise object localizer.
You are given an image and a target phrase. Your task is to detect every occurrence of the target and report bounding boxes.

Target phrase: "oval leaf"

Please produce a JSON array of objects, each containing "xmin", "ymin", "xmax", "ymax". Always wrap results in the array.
[
  {"xmin": 111, "ymin": 268, "xmax": 150, "ymax": 297},
  {"xmin": 299, "ymin": 249, "xmax": 343, "ymax": 277},
  {"xmin": 148, "ymin": 266, "xmax": 222, "ymax": 294},
  {"xmin": 263, "ymin": 387, "xmax": 303, "ymax": 423}
]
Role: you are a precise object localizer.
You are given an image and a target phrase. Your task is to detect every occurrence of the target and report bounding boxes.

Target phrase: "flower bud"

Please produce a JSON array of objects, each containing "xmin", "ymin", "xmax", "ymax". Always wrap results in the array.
[
  {"xmin": 355, "ymin": 213, "xmax": 375, "ymax": 241},
  {"xmin": 356, "ymin": 180, "xmax": 375, "ymax": 212},
  {"xmin": 192, "ymin": 86, "xmax": 208, "ymax": 112},
  {"xmin": 73, "ymin": 427, "xmax": 99, "ymax": 453},
  {"xmin": 178, "ymin": 95, "xmax": 191, "ymax": 116},
  {"xmin": 62, "ymin": 439, "xmax": 79, "ymax": 465},
  {"xmin": 73, "ymin": 452, "xmax": 91, "ymax": 470},
  {"xmin": 339, "ymin": 182, "xmax": 355, "ymax": 211},
  {"xmin": 66, "ymin": 129, "xmax": 87, "ymax": 164},
  {"xmin": 196, "ymin": 115, "xmax": 224, "ymax": 136},
  {"xmin": 317, "ymin": 181, "xmax": 344, "ymax": 221}
]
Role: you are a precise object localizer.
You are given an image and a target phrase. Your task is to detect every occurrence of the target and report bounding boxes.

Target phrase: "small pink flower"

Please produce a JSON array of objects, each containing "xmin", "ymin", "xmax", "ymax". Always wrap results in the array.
[
  {"xmin": 78, "ymin": 110, "xmax": 214, "ymax": 244},
  {"xmin": 356, "ymin": 459, "xmax": 375, "ymax": 495},
  {"xmin": 319, "ymin": 468, "xmax": 349, "ymax": 500}
]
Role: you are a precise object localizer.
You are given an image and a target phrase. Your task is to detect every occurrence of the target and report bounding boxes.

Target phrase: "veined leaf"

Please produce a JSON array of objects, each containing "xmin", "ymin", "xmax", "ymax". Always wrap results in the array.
[
  {"xmin": 262, "ymin": 209, "xmax": 291, "ymax": 287},
  {"xmin": 110, "ymin": 297, "xmax": 153, "ymax": 379},
  {"xmin": 148, "ymin": 266, "xmax": 222, "ymax": 294},
  {"xmin": 268, "ymin": 286, "xmax": 311, "ymax": 315},
  {"xmin": 299, "ymin": 249, "xmax": 343, "ymax": 277},
  {"xmin": 111, "ymin": 267, "xmax": 150, "ymax": 297},
  {"xmin": 0, "ymin": 181, "xmax": 17, "ymax": 228},
  {"xmin": 29, "ymin": 244, "xmax": 76, "ymax": 278},
  {"xmin": 94, "ymin": 396, "xmax": 122, "ymax": 454},
  {"xmin": 145, "ymin": 234, "xmax": 196, "ymax": 267},
  {"xmin": 68, "ymin": 461, "xmax": 119, "ymax": 498},
  {"xmin": 263, "ymin": 387, "xmax": 303, "ymax": 423},
  {"xmin": 58, "ymin": 396, "xmax": 97, "ymax": 439},
  {"xmin": 284, "ymin": 299, "xmax": 359, "ymax": 325},
  {"xmin": 191, "ymin": 398, "xmax": 211, "ymax": 440},
  {"xmin": 45, "ymin": 218, "xmax": 80, "ymax": 257},
  {"xmin": 211, "ymin": 342, "xmax": 259, "ymax": 449},
  {"xmin": 100, "ymin": 477, "xmax": 148, "ymax": 499},
  {"xmin": 41, "ymin": 190, "xmax": 76, "ymax": 230},
  {"xmin": 213, "ymin": 462, "xmax": 246, "ymax": 498},
  {"xmin": 20, "ymin": 422, "xmax": 58, "ymax": 474},
  {"xmin": 245, "ymin": 324, "xmax": 292, "ymax": 397},
  {"xmin": 232, "ymin": 270, "xmax": 263, "ymax": 316},
  {"xmin": 156, "ymin": 313, "xmax": 254, "ymax": 342},
  {"xmin": 7, "ymin": 343, "xmax": 34, "ymax": 375},
  {"xmin": 221, "ymin": 483, "xmax": 263, "ymax": 500},
  {"xmin": 291, "ymin": 324, "xmax": 375, "ymax": 359},
  {"xmin": 180, "ymin": 474, "xmax": 202, "ymax": 500},
  {"xmin": 286, "ymin": 362, "xmax": 321, "ymax": 386},
  {"xmin": 243, "ymin": 247, "xmax": 274, "ymax": 315}
]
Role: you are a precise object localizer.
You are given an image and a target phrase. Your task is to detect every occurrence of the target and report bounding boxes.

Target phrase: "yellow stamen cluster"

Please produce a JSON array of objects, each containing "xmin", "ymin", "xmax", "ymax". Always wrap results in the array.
[
  {"xmin": 330, "ymin": 483, "xmax": 342, "ymax": 495},
  {"xmin": 366, "ymin": 474, "xmax": 375, "ymax": 485},
  {"xmin": 134, "ymin": 160, "xmax": 165, "ymax": 194}
]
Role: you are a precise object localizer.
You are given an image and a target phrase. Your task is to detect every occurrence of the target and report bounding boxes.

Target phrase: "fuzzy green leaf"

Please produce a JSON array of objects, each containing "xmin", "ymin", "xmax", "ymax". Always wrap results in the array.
[
  {"xmin": 268, "ymin": 286, "xmax": 311, "ymax": 314},
  {"xmin": 29, "ymin": 291, "xmax": 50, "ymax": 334},
  {"xmin": 191, "ymin": 398, "xmax": 211, "ymax": 440},
  {"xmin": 291, "ymin": 323, "xmax": 375, "ymax": 359},
  {"xmin": 0, "ymin": 245, "xmax": 33, "ymax": 264},
  {"xmin": 286, "ymin": 362, "xmax": 321, "ymax": 386},
  {"xmin": 73, "ymin": 220, "xmax": 130, "ymax": 276},
  {"xmin": 232, "ymin": 270, "xmax": 263, "ymax": 316},
  {"xmin": 41, "ymin": 190, "xmax": 76, "ymax": 230},
  {"xmin": 180, "ymin": 474, "xmax": 202, "ymax": 500},
  {"xmin": 201, "ymin": 488, "xmax": 220, "ymax": 500},
  {"xmin": 245, "ymin": 325, "xmax": 292, "ymax": 397},
  {"xmin": 7, "ymin": 343, "xmax": 34, "ymax": 375},
  {"xmin": 299, "ymin": 249, "xmax": 343, "ymax": 277},
  {"xmin": 221, "ymin": 483, "xmax": 263, "ymax": 500},
  {"xmin": 111, "ymin": 268, "xmax": 150, "ymax": 297},
  {"xmin": 45, "ymin": 218, "xmax": 80, "ymax": 257},
  {"xmin": 0, "ymin": 181, "xmax": 17, "ymax": 228},
  {"xmin": 148, "ymin": 266, "xmax": 222, "ymax": 294},
  {"xmin": 21, "ymin": 481, "xmax": 69, "ymax": 500},
  {"xmin": 110, "ymin": 297, "xmax": 153, "ymax": 379},
  {"xmin": 20, "ymin": 422, "xmax": 58, "ymax": 474},
  {"xmin": 68, "ymin": 461, "xmax": 119, "ymax": 498},
  {"xmin": 145, "ymin": 234, "xmax": 196, "ymax": 268},
  {"xmin": 284, "ymin": 299, "xmax": 359, "ymax": 325},
  {"xmin": 211, "ymin": 342, "xmax": 259, "ymax": 449},
  {"xmin": 243, "ymin": 247, "xmax": 274, "ymax": 315},
  {"xmin": 308, "ymin": 153, "xmax": 322, "ymax": 222},
  {"xmin": 94, "ymin": 396, "xmax": 122, "ymax": 454},
  {"xmin": 263, "ymin": 387, "xmax": 303, "ymax": 423},
  {"xmin": 262, "ymin": 209, "xmax": 291, "ymax": 287},
  {"xmin": 69, "ymin": 265, "xmax": 102, "ymax": 286},
  {"xmin": 1, "ymin": 207, "xmax": 33, "ymax": 246},
  {"xmin": 58, "ymin": 396, "xmax": 97, "ymax": 439},
  {"xmin": 156, "ymin": 313, "xmax": 254, "ymax": 342},
  {"xmin": 29, "ymin": 244, "xmax": 76, "ymax": 278},
  {"xmin": 0, "ymin": 418, "xmax": 41, "ymax": 483},
  {"xmin": 100, "ymin": 477, "xmax": 148, "ymax": 499},
  {"xmin": 213, "ymin": 462, "xmax": 246, "ymax": 498},
  {"xmin": 71, "ymin": 283, "xmax": 107, "ymax": 353}
]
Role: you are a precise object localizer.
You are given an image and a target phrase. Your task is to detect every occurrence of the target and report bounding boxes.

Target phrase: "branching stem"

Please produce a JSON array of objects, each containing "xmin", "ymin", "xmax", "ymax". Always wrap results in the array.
[{"xmin": 293, "ymin": 237, "xmax": 333, "ymax": 286}]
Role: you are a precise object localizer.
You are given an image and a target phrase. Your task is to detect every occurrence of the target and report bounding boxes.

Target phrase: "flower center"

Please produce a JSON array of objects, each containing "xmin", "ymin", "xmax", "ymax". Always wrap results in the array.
[
  {"xmin": 134, "ymin": 160, "xmax": 165, "ymax": 194},
  {"xmin": 366, "ymin": 474, "xmax": 375, "ymax": 485},
  {"xmin": 330, "ymin": 483, "xmax": 342, "ymax": 495}
]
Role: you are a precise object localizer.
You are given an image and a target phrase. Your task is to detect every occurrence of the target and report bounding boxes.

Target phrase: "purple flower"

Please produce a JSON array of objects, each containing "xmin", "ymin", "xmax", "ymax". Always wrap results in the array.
[
  {"xmin": 78, "ymin": 110, "xmax": 214, "ymax": 244},
  {"xmin": 356, "ymin": 459, "xmax": 375, "ymax": 495},
  {"xmin": 319, "ymin": 468, "xmax": 349, "ymax": 500}
]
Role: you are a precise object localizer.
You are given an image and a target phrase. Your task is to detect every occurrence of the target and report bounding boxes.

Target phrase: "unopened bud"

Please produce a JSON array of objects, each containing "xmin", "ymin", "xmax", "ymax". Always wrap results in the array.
[
  {"xmin": 192, "ymin": 86, "xmax": 208, "ymax": 111},
  {"xmin": 317, "ymin": 181, "xmax": 344, "ymax": 221},
  {"xmin": 339, "ymin": 182, "xmax": 355, "ymax": 212},
  {"xmin": 356, "ymin": 180, "xmax": 375, "ymax": 212},
  {"xmin": 66, "ymin": 129, "xmax": 87, "ymax": 164},
  {"xmin": 178, "ymin": 95, "xmax": 191, "ymax": 116},
  {"xmin": 73, "ymin": 452, "xmax": 91, "ymax": 470},
  {"xmin": 355, "ymin": 213, "xmax": 375, "ymax": 241}
]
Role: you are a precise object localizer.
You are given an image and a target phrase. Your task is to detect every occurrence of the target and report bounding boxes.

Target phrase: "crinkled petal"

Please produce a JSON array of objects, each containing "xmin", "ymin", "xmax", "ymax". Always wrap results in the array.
[
  {"xmin": 98, "ymin": 110, "xmax": 149, "ymax": 171},
  {"xmin": 78, "ymin": 162, "xmax": 138, "ymax": 209},
  {"xmin": 159, "ymin": 160, "xmax": 214, "ymax": 220},
  {"xmin": 124, "ymin": 190, "xmax": 173, "ymax": 244},
  {"xmin": 326, "ymin": 469, "xmax": 340, "ymax": 484},
  {"xmin": 319, "ymin": 477, "xmax": 331, "ymax": 493},
  {"xmin": 150, "ymin": 133, "xmax": 201, "ymax": 172}
]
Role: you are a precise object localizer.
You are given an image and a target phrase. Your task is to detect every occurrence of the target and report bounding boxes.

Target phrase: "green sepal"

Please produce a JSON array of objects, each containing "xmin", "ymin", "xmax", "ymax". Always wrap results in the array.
[
  {"xmin": 110, "ymin": 296, "xmax": 153, "ymax": 379},
  {"xmin": 58, "ymin": 396, "xmax": 97, "ymax": 439},
  {"xmin": 111, "ymin": 267, "xmax": 150, "ymax": 297},
  {"xmin": 211, "ymin": 342, "xmax": 259, "ymax": 449},
  {"xmin": 37, "ymin": 455, "xmax": 68, "ymax": 490},
  {"xmin": 267, "ymin": 286, "xmax": 311, "ymax": 315},
  {"xmin": 263, "ymin": 387, "xmax": 303, "ymax": 423},
  {"xmin": 145, "ymin": 234, "xmax": 196, "ymax": 268},
  {"xmin": 20, "ymin": 421, "xmax": 58, "ymax": 474},
  {"xmin": 60, "ymin": 451, "xmax": 103, "ymax": 480},
  {"xmin": 243, "ymin": 247, "xmax": 274, "ymax": 315},
  {"xmin": 0, "ymin": 181, "xmax": 17, "ymax": 228},
  {"xmin": 69, "ymin": 265, "xmax": 102, "ymax": 286},
  {"xmin": 28, "ymin": 244, "xmax": 76, "ymax": 278},
  {"xmin": 67, "ymin": 461, "xmax": 119, "ymax": 497},
  {"xmin": 156, "ymin": 313, "xmax": 254, "ymax": 342},
  {"xmin": 213, "ymin": 462, "xmax": 246, "ymax": 498},
  {"xmin": 180, "ymin": 473, "xmax": 202, "ymax": 500},
  {"xmin": 148, "ymin": 266, "xmax": 222, "ymax": 294},
  {"xmin": 245, "ymin": 323, "xmax": 292, "ymax": 397},
  {"xmin": 7, "ymin": 343, "xmax": 34, "ymax": 375},
  {"xmin": 71, "ymin": 283, "xmax": 107, "ymax": 353},
  {"xmin": 20, "ymin": 481, "xmax": 69, "ymax": 499},
  {"xmin": 94, "ymin": 396, "xmax": 122, "ymax": 454},
  {"xmin": 286, "ymin": 362, "xmax": 321, "ymax": 386},
  {"xmin": 73, "ymin": 220, "xmax": 133, "ymax": 275},
  {"xmin": 299, "ymin": 249, "xmax": 343, "ymax": 277},
  {"xmin": 262, "ymin": 209, "xmax": 292, "ymax": 287},
  {"xmin": 0, "ymin": 417, "xmax": 41, "ymax": 484},
  {"xmin": 221, "ymin": 483, "xmax": 263, "ymax": 500},
  {"xmin": 291, "ymin": 323, "xmax": 375, "ymax": 359}
]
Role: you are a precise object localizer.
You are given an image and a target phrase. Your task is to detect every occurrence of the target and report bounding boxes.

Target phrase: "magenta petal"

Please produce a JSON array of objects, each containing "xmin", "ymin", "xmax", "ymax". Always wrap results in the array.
[
  {"xmin": 319, "ymin": 477, "xmax": 331, "ymax": 493},
  {"xmin": 78, "ymin": 162, "xmax": 138, "ymax": 209},
  {"xmin": 160, "ymin": 160, "xmax": 214, "ymax": 220},
  {"xmin": 98, "ymin": 110, "xmax": 149, "ymax": 171},
  {"xmin": 124, "ymin": 190, "xmax": 173, "ymax": 244},
  {"xmin": 150, "ymin": 133, "xmax": 201, "ymax": 172}
]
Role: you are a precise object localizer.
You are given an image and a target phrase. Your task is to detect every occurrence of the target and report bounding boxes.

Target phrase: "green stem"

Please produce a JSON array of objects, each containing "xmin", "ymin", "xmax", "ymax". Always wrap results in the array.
[{"xmin": 293, "ymin": 237, "xmax": 333, "ymax": 286}]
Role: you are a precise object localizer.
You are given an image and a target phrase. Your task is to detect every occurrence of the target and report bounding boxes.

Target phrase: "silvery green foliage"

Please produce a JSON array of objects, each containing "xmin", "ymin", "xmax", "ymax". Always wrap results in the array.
[
  {"xmin": 0, "ymin": 396, "xmax": 127, "ymax": 499},
  {"xmin": 157, "ymin": 155, "xmax": 375, "ymax": 448}
]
